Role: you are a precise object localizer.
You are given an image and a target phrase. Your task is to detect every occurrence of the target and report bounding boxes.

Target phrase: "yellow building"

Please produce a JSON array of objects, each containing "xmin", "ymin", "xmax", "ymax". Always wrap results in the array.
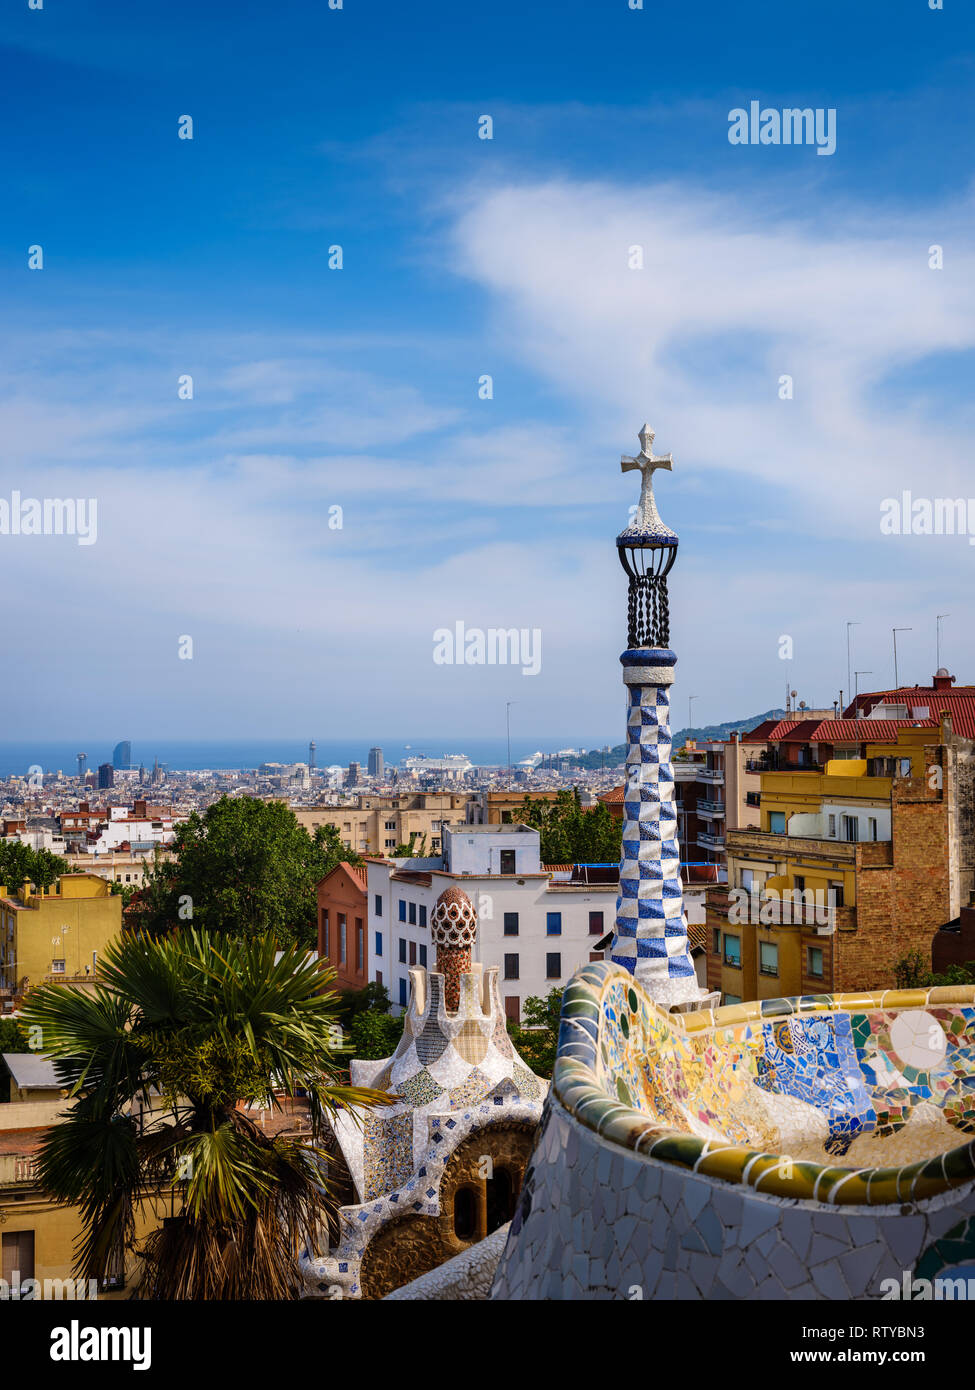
[
  {"xmin": 0, "ymin": 873, "xmax": 123, "ymax": 997},
  {"xmin": 0, "ymin": 1123, "xmax": 171, "ymax": 1298},
  {"xmin": 707, "ymin": 711, "xmax": 975, "ymax": 1002}
]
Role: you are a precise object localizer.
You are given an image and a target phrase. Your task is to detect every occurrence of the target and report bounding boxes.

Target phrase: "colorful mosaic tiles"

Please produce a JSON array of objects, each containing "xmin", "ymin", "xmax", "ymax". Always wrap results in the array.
[
  {"xmin": 491, "ymin": 962, "xmax": 975, "ymax": 1300},
  {"xmin": 554, "ymin": 962, "xmax": 975, "ymax": 1205},
  {"xmin": 302, "ymin": 884, "xmax": 548, "ymax": 1299},
  {"xmin": 362, "ymin": 1112, "xmax": 414, "ymax": 1201}
]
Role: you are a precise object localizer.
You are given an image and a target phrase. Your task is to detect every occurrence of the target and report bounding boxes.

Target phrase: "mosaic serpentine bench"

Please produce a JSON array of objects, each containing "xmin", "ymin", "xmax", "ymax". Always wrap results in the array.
[{"xmin": 490, "ymin": 962, "xmax": 975, "ymax": 1299}]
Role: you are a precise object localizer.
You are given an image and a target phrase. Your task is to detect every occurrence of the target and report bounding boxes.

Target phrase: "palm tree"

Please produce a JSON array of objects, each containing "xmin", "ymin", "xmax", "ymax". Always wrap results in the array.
[{"xmin": 21, "ymin": 929, "xmax": 388, "ymax": 1299}]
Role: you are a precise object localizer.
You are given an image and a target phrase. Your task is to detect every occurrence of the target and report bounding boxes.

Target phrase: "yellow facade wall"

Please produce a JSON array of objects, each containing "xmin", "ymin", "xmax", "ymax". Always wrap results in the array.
[{"xmin": 2, "ymin": 874, "xmax": 122, "ymax": 989}]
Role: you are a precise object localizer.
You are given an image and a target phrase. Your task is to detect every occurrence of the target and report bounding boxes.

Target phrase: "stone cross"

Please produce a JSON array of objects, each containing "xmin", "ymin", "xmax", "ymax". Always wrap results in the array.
[{"xmin": 621, "ymin": 424, "xmax": 674, "ymax": 533}]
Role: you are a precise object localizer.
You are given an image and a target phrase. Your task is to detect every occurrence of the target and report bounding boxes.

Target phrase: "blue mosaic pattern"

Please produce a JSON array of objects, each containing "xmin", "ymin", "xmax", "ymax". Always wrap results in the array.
[
  {"xmin": 611, "ymin": 674, "xmax": 695, "ymax": 985},
  {"xmin": 756, "ymin": 1014, "xmax": 875, "ymax": 1156}
]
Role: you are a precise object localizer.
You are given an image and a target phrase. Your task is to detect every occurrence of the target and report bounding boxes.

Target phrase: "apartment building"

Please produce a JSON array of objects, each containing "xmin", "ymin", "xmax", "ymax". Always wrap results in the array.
[
  {"xmin": 0, "ymin": 873, "xmax": 123, "ymax": 999},
  {"xmin": 291, "ymin": 792, "xmax": 473, "ymax": 856},
  {"xmin": 364, "ymin": 824, "xmax": 616, "ymax": 1022},
  {"xmin": 705, "ymin": 673, "xmax": 975, "ymax": 1002}
]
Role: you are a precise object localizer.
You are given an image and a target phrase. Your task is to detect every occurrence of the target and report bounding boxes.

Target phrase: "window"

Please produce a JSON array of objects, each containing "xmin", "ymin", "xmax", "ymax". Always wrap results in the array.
[
  {"xmin": 724, "ymin": 994, "xmax": 742, "ymax": 1006},
  {"xmin": 759, "ymin": 941, "xmax": 779, "ymax": 976},
  {"xmin": 769, "ymin": 812, "xmax": 786, "ymax": 835},
  {"xmin": 409, "ymin": 940, "xmax": 417, "ymax": 966},
  {"xmin": 408, "ymin": 902, "xmax": 417, "ymax": 925},
  {"xmin": 712, "ymin": 927, "xmax": 721, "ymax": 955},
  {"xmin": 841, "ymin": 815, "xmax": 858, "ymax": 842},
  {"xmin": 398, "ymin": 938, "xmax": 407, "ymax": 963},
  {"xmin": 723, "ymin": 935, "xmax": 741, "ymax": 968},
  {"xmin": 338, "ymin": 915, "xmax": 347, "ymax": 966},
  {"xmin": 385, "ymin": 820, "xmax": 396, "ymax": 830},
  {"xmin": 503, "ymin": 912, "xmax": 519, "ymax": 936},
  {"xmin": 321, "ymin": 910, "xmax": 330, "ymax": 956},
  {"xmin": 419, "ymin": 904, "xmax": 427, "ymax": 928},
  {"xmin": 385, "ymin": 839, "xmax": 396, "ymax": 849},
  {"xmin": 899, "ymin": 758, "xmax": 912, "ymax": 778},
  {"xmin": 375, "ymin": 931, "xmax": 382, "ymax": 956},
  {"xmin": 398, "ymin": 900, "xmax": 406, "ymax": 922},
  {"xmin": 419, "ymin": 944, "xmax": 427, "ymax": 967},
  {"xmin": 504, "ymin": 995, "xmax": 520, "ymax": 1023},
  {"xmin": 546, "ymin": 952, "xmax": 561, "ymax": 980},
  {"xmin": 375, "ymin": 894, "xmax": 382, "ymax": 916},
  {"xmin": 828, "ymin": 813, "xmax": 836, "ymax": 837},
  {"xmin": 51, "ymin": 959, "xmax": 65, "ymax": 974},
  {"xmin": 869, "ymin": 817, "xmax": 878, "ymax": 840},
  {"xmin": 375, "ymin": 969, "xmax": 382, "ymax": 985},
  {"xmin": 454, "ymin": 1187, "xmax": 477, "ymax": 1241},
  {"xmin": 355, "ymin": 920, "xmax": 363, "ymax": 972},
  {"xmin": 829, "ymin": 880, "xmax": 845, "ymax": 908},
  {"xmin": 399, "ymin": 978, "xmax": 407, "ymax": 1007},
  {"xmin": 546, "ymin": 912, "xmax": 562, "ymax": 936},
  {"xmin": 2, "ymin": 1230, "xmax": 34, "ymax": 1283},
  {"xmin": 794, "ymin": 875, "xmax": 805, "ymax": 894},
  {"xmin": 500, "ymin": 849, "xmax": 516, "ymax": 875},
  {"xmin": 504, "ymin": 953, "xmax": 519, "ymax": 980},
  {"xmin": 807, "ymin": 946, "xmax": 824, "ymax": 978},
  {"xmin": 589, "ymin": 911, "xmax": 604, "ymax": 936}
]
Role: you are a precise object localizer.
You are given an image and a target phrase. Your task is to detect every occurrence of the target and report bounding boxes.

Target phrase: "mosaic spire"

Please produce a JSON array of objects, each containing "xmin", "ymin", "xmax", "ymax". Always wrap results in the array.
[{"xmin": 610, "ymin": 426, "xmax": 708, "ymax": 1009}]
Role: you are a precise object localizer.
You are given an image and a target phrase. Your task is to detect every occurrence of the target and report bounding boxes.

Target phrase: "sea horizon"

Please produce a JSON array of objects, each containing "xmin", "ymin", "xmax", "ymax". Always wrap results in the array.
[{"xmin": 0, "ymin": 737, "xmax": 621, "ymax": 779}]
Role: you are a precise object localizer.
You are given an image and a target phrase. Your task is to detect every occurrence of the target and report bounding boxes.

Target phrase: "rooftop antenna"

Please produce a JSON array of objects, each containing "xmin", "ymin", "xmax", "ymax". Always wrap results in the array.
[
  {"xmin": 893, "ymin": 627, "xmax": 912, "ymax": 690},
  {"xmin": 937, "ymin": 614, "xmax": 950, "ymax": 671}
]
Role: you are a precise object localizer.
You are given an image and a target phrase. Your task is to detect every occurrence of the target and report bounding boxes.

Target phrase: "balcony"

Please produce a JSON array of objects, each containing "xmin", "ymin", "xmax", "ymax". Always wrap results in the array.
[
  {"xmin": 697, "ymin": 831, "xmax": 726, "ymax": 850},
  {"xmin": 0, "ymin": 1154, "xmax": 37, "ymax": 1187},
  {"xmin": 697, "ymin": 768, "xmax": 725, "ymax": 784},
  {"xmin": 697, "ymin": 800, "xmax": 726, "ymax": 817}
]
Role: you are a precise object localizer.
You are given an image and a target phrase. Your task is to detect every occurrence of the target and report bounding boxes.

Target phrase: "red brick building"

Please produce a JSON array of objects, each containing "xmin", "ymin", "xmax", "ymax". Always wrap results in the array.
[{"xmin": 317, "ymin": 862, "xmax": 369, "ymax": 991}]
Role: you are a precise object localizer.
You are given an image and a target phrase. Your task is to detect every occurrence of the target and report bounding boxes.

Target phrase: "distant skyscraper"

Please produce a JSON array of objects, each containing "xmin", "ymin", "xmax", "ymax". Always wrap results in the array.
[
  {"xmin": 346, "ymin": 761, "xmax": 361, "ymax": 788},
  {"xmin": 368, "ymin": 747, "xmax": 384, "ymax": 779},
  {"xmin": 309, "ymin": 740, "xmax": 317, "ymax": 770},
  {"xmin": 113, "ymin": 740, "xmax": 131, "ymax": 770},
  {"xmin": 76, "ymin": 753, "xmax": 87, "ymax": 781},
  {"xmin": 97, "ymin": 763, "xmax": 114, "ymax": 789}
]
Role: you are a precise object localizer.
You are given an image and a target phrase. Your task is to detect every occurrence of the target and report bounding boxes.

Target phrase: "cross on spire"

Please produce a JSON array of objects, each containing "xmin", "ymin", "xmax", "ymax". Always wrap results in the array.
[{"xmin": 620, "ymin": 424, "xmax": 675, "ymax": 536}]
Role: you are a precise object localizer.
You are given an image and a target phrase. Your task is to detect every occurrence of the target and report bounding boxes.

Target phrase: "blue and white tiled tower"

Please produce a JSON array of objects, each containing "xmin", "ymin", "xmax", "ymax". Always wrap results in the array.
[{"xmin": 609, "ymin": 426, "xmax": 712, "ymax": 1010}]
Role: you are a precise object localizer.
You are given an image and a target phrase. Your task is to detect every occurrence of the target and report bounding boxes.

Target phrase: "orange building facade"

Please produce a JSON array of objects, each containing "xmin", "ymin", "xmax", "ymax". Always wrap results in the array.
[{"xmin": 317, "ymin": 862, "xmax": 369, "ymax": 991}]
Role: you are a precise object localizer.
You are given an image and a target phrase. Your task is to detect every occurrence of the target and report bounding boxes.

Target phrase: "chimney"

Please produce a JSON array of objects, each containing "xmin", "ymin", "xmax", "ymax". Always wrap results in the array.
[
  {"xmin": 934, "ymin": 669, "xmax": 955, "ymax": 692},
  {"xmin": 430, "ymin": 886, "xmax": 477, "ymax": 1012}
]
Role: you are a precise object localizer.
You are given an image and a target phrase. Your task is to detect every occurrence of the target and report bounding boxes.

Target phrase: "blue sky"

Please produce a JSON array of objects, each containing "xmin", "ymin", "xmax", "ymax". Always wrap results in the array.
[{"xmin": 2, "ymin": 0, "xmax": 974, "ymax": 745}]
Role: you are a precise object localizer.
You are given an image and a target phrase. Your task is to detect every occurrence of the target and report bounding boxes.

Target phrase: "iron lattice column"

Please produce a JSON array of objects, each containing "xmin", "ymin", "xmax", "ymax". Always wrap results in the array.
[{"xmin": 610, "ymin": 648, "xmax": 700, "ymax": 1004}]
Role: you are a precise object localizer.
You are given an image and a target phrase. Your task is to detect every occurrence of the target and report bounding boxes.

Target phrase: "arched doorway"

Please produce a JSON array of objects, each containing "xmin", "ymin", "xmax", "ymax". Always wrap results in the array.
[{"xmin": 357, "ymin": 1121, "xmax": 536, "ymax": 1299}]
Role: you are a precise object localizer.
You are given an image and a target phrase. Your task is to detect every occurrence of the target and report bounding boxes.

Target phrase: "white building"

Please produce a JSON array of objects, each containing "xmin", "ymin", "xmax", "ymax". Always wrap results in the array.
[{"xmin": 366, "ymin": 824, "xmax": 616, "ymax": 1022}]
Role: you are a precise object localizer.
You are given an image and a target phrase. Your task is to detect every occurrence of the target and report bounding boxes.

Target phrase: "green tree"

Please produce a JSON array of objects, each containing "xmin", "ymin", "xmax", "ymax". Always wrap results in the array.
[
  {"xmin": 21, "ymin": 929, "xmax": 389, "ymax": 1299},
  {"xmin": 0, "ymin": 842, "xmax": 69, "ymax": 891},
  {"xmin": 109, "ymin": 880, "xmax": 139, "ymax": 907},
  {"xmin": 348, "ymin": 1009, "xmax": 405, "ymax": 1061},
  {"xmin": 336, "ymin": 981, "xmax": 393, "ymax": 1030},
  {"xmin": 137, "ymin": 797, "xmax": 360, "ymax": 948},
  {"xmin": 506, "ymin": 988, "xmax": 563, "ymax": 1078},
  {"xmin": 391, "ymin": 832, "xmax": 429, "ymax": 857},
  {"xmin": 0, "ymin": 1017, "xmax": 29, "ymax": 1052},
  {"xmin": 515, "ymin": 791, "xmax": 622, "ymax": 865},
  {"xmin": 893, "ymin": 950, "xmax": 975, "ymax": 990},
  {"xmin": 0, "ymin": 1017, "xmax": 30, "ymax": 1100}
]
